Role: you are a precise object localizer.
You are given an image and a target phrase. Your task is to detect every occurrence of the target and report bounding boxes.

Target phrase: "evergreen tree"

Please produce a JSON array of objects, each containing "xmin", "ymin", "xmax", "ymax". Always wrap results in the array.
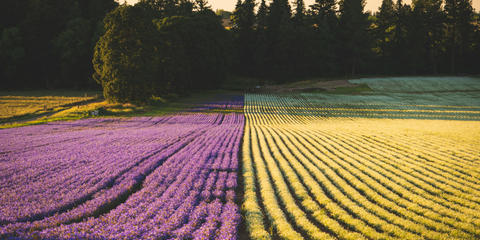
[
  {"xmin": 0, "ymin": 1, "xmax": 28, "ymax": 30},
  {"xmin": 391, "ymin": 0, "xmax": 411, "ymax": 73},
  {"xmin": 0, "ymin": 28, "xmax": 25, "ymax": 89},
  {"xmin": 254, "ymin": 0, "xmax": 269, "ymax": 78},
  {"xmin": 53, "ymin": 17, "xmax": 93, "ymax": 88},
  {"xmin": 194, "ymin": 0, "xmax": 211, "ymax": 11},
  {"xmin": 310, "ymin": 0, "xmax": 339, "ymax": 75},
  {"xmin": 0, "ymin": 0, "xmax": 117, "ymax": 89},
  {"xmin": 472, "ymin": 13, "xmax": 480, "ymax": 72},
  {"xmin": 409, "ymin": 0, "xmax": 445, "ymax": 74},
  {"xmin": 257, "ymin": 0, "xmax": 268, "ymax": 29},
  {"xmin": 266, "ymin": 0, "xmax": 293, "ymax": 80},
  {"xmin": 293, "ymin": 0, "xmax": 306, "ymax": 23},
  {"xmin": 155, "ymin": 12, "xmax": 229, "ymax": 91},
  {"xmin": 338, "ymin": 0, "xmax": 371, "ymax": 75},
  {"xmin": 232, "ymin": 0, "xmax": 256, "ymax": 75},
  {"xmin": 138, "ymin": 0, "xmax": 177, "ymax": 16},
  {"xmin": 444, "ymin": 0, "xmax": 475, "ymax": 73},
  {"xmin": 292, "ymin": 0, "xmax": 314, "ymax": 77},
  {"xmin": 311, "ymin": 0, "xmax": 337, "ymax": 27},
  {"xmin": 375, "ymin": 0, "xmax": 396, "ymax": 72},
  {"xmin": 137, "ymin": 0, "xmax": 194, "ymax": 17}
]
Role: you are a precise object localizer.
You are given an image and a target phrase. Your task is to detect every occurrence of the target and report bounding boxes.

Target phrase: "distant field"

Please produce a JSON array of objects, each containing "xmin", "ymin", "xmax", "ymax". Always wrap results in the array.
[
  {"xmin": 0, "ymin": 91, "xmax": 100, "ymax": 123},
  {"xmin": 0, "ymin": 90, "xmax": 242, "ymax": 128},
  {"xmin": 350, "ymin": 76, "xmax": 480, "ymax": 92}
]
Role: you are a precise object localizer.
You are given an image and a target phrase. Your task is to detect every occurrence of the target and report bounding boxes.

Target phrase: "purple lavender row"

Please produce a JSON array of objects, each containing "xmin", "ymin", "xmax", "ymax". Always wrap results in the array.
[
  {"xmin": 0, "ymin": 113, "xmax": 237, "ymax": 236},
  {"xmin": 0, "ymin": 117, "xmax": 211, "ymax": 223},
  {"xmin": 191, "ymin": 95, "xmax": 244, "ymax": 112},
  {"xmin": 0, "ymin": 114, "xmax": 229, "ymax": 153},
  {"xmin": 30, "ymin": 113, "xmax": 245, "ymax": 240}
]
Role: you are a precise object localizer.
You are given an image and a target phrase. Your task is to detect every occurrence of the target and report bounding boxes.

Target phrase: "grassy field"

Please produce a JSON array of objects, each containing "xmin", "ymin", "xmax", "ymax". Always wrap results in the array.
[
  {"xmin": 350, "ymin": 76, "xmax": 480, "ymax": 92},
  {"xmin": 0, "ymin": 90, "xmax": 242, "ymax": 128},
  {"xmin": 0, "ymin": 91, "xmax": 100, "ymax": 123}
]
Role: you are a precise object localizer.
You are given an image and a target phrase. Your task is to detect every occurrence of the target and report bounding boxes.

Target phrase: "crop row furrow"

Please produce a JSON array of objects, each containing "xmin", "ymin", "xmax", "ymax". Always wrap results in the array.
[
  {"xmin": 356, "ymin": 130, "xmax": 480, "ymax": 177},
  {"xmin": 249, "ymin": 123, "xmax": 305, "ymax": 240},
  {"xmin": 301, "ymin": 127, "xmax": 480, "ymax": 225},
  {"xmin": 325, "ymin": 130, "xmax": 480, "ymax": 205},
  {"xmin": 259, "ymin": 125, "xmax": 365, "ymax": 240},
  {"xmin": 256, "ymin": 123, "xmax": 338, "ymax": 239},
  {"xmin": 275, "ymin": 126, "xmax": 464, "ymax": 239},
  {"xmin": 294, "ymin": 127, "xmax": 479, "ymax": 235}
]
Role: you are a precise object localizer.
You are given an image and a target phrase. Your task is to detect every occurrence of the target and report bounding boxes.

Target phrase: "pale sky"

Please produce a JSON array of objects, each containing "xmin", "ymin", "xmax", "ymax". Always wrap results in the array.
[{"xmin": 121, "ymin": 0, "xmax": 480, "ymax": 13}]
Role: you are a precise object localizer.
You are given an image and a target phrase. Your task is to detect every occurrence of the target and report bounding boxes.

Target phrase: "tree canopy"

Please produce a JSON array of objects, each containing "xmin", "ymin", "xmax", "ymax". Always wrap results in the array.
[{"xmin": 2, "ymin": 0, "xmax": 479, "ymax": 103}]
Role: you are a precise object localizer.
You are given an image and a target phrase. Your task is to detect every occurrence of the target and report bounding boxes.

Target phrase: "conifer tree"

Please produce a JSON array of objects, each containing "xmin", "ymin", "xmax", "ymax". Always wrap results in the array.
[
  {"xmin": 375, "ymin": 0, "xmax": 395, "ymax": 72},
  {"xmin": 254, "ymin": 0, "xmax": 269, "ymax": 78},
  {"xmin": 310, "ymin": 0, "xmax": 339, "ymax": 75},
  {"xmin": 266, "ymin": 0, "xmax": 293, "ymax": 80},
  {"xmin": 194, "ymin": 0, "xmax": 210, "ymax": 11},
  {"xmin": 267, "ymin": 0, "xmax": 292, "ymax": 32},
  {"xmin": 391, "ymin": 0, "xmax": 411, "ymax": 73},
  {"xmin": 338, "ymin": 0, "xmax": 371, "ymax": 75},
  {"xmin": 311, "ymin": 0, "xmax": 337, "ymax": 27},
  {"xmin": 232, "ymin": 0, "xmax": 256, "ymax": 74},
  {"xmin": 445, "ymin": 0, "xmax": 475, "ymax": 73},
  {"xmin": 409, "ymin": 0, "xmax": 445, "ymax": 74},
  {"xmin": 292, "ymin": 0, "xmax": 314, "ymax": 77},
  {"xmin": 293, "ymin": 0, "xmax": 306, "ymax": 23},
  {"xmin": 257, "ymin": 0, "xmax": 268, "ymax": 29}
]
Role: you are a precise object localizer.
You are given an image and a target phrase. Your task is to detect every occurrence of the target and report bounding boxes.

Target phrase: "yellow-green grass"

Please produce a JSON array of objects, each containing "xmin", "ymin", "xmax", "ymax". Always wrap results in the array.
[
  {"xmin": 243, "ymin": 93, "xmax": 480, "ymax": 240},
  {"xmin": 0, "ymin": 90, "xmax": 241, "ymax": 128},
  {"xmin": 0, "ymin": 90, "xmax": 100, "ymax": 122}
]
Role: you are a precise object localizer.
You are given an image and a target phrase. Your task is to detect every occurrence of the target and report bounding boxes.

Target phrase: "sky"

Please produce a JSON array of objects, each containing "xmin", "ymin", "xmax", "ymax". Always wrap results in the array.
[{"xmin": 121, "ymin": 0, "xmax": 480, "ymax": 13}]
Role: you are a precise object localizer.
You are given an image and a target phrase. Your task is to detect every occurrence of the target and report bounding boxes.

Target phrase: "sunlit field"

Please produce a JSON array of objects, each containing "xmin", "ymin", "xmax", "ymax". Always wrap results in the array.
[
  {"xmin": 2, "ymin": 0, "xmax": 480, "ymax": 238},
  {"xmin": 0, "ymin": 91, "xmax": 99, "ymax": 123},
  {"xmin": 0, "ymin": 98, "xmax": 245, "ymax": 239},
  {"xmin": 1, "ymin": 77, "xmax": 480, "ymax": 240},
  {"xmin": 242, "ymin": 77, "xmax": 480, "ymax": 240}
]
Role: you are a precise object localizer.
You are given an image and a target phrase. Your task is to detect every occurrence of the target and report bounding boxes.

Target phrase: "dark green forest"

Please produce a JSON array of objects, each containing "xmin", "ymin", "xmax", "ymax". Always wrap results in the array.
[
  {"xmin": 1, "ymin": 0, "xmax": 118, "ymax": 89},
  {"xmin": 1, "ymin": 0, "xmax": 479, "ymax": 103}
]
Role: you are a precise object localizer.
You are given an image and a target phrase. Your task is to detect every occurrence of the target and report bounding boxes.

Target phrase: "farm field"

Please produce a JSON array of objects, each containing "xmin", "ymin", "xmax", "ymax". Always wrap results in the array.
[
  {"xmin": 242, "ymin": 93, "xmax": 480, "ymax": 240},
  {"xmin": 0, "ymin": 98, "xmax": 244, "ymax": 239},
  {"xmin": 0, "ymin": 91, "xmax": 244, "ymax": 129},
  {"xmin": 1, "ymin": 77, "xmax": 480, "ymax": 240},
  {"xmin": 0, "ymin": 91, "xmax": 100, "ymax": 124}
]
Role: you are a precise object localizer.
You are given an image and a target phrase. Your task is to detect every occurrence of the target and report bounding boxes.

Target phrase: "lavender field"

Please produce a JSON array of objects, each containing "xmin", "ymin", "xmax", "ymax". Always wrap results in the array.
[
  {"xmin": 0, "ymin": 98, "xmax": 244, "ymax": 239},
  {"xmin": 2, "ymin": 77, "xmax": 479, "ymax": 240}
]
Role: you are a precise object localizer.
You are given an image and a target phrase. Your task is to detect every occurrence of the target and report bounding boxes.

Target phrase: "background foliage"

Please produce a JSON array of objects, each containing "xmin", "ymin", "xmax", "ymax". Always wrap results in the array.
[{"xmin": 1, "ymin": 0, "xmax": 479, "ymax": 102}]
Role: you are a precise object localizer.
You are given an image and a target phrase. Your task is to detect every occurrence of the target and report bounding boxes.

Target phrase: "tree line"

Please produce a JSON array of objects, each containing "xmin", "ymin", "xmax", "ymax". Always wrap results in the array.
[
  {"xmin": 231, "ymin": 0, "xmax": 480, "ymax": 81},
  {"xmin": 1, "ymin": 0, "xmax": 118, "ymax": 89},
  {"xmin": 93, "ymin": 0, "xmax": 230, "ymax": 102},
  {"xmin": 1, "ymin": 0, "xmax": 479, "ymax": 103}
]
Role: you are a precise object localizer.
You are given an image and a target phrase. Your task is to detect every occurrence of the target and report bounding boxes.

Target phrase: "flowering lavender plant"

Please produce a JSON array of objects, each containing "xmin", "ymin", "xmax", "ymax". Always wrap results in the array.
[{"xmin": 0, "ymin": 97, "xmax": 244, "ymax": 240}]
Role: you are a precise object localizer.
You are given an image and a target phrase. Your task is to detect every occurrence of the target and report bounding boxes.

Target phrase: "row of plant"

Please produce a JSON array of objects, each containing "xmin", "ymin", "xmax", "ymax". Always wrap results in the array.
[
  {"xmin": 191, "ymin": 95, "xmax": 245, "ymax": 112},
  {"xmin": 245, "ymin": 93, "xmax": 480, "ymax": 121},
  {"xmin": 37, "ymin": 114, "xmax": 244, "ymax": 239},
  {"xmin": 297, "ymin": 127, "xmax": 480, "ymax": 235},
  {"xmin": 243, "ymin": 93, "xmax": 480, "ymax": 239},
  {"xmin": 0, "ymin": 111, "xmax": 244, "ymax": 239},
  {"xmin": 1, "ymin": 117, "xmax": 202, "ymax": 223}
]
